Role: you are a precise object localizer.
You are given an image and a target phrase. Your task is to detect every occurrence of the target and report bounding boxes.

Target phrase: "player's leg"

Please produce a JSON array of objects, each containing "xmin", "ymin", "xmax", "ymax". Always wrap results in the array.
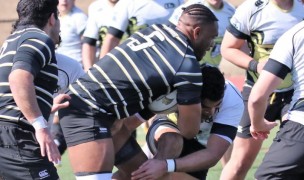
[
  {"xmin": 220, "ymin": 144, "xmax": 233, "ymax": 167},
  {"xmin": 111, "ymin": 119, "xmax": 148, "ymax": 180},
  {"xmin": 220, "ymin": 86, "xmax": 263, "ymax": 180},
  {"xmin": 255, "ymin": 120, "xmax": 304, "ymax": 180},
  {"xmin": 59, "ymin": 95, "xmax": 115, "ymax": 179}
]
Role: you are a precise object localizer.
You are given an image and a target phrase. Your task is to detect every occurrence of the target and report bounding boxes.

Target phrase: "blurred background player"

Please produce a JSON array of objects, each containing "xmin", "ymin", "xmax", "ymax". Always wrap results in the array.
[
  {"xmin": 169, "ymin": 0, "xmax": 235, "ymax": 67},
  {"xmin": 131, "ymin": 65, "xmax": 244, "ymax": 180},
  {"xmin": 220, "ymin": 0, "xmax": 304, "ymax": 179},
  {"xmin": 98, "ymin": 0, "xmax": 185, "ymax": 59},
  {"xmin": 82, "ymin": 0, "xmax": 119, "ymax": 72},
  {"xmin": 56, "ymin": 0, "xmax": 87, "ymax": 65}
]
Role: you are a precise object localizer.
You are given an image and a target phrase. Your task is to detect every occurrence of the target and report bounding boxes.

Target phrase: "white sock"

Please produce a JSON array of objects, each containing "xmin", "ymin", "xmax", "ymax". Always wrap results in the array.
[{"xmin": 76, "ymin": 173, "xmax": 112, "ymax": 180}]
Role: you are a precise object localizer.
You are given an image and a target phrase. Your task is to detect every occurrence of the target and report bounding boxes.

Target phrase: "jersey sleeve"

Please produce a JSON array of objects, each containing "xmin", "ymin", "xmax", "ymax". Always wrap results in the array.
[
  {"xmin": 174, "ymin": 55, "xmax": 202, "ymax": 105},
  {"xmin": 12, "ymin": 34, "xmax": 55, "ymax": 77},
  {"xmin": 75, "ymin": 9, "xmax": 88, "ymax": 35},
  {"xmin": 268, "ymin": 28, "xmax": 294, "ymax": 70},
  {"xmin": 211, "ymin": 81, "xmax": 244, "ymax": 143},
  {"xmin": 227, "ymin": 0, "xmax": 254, "ymax": 38},
  {"xmin": 108, "ymin": 0, "xmax": 131, "ymax": 33}
]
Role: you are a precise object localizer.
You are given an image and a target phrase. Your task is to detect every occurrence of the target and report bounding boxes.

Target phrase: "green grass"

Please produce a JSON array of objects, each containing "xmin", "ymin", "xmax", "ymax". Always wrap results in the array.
[{"xmin": 57, "ymin": 125, "xmax": 279, "ymax": 180}]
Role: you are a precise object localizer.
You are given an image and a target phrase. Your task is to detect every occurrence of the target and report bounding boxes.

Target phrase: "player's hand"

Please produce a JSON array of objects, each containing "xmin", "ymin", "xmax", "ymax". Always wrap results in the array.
[
  {"xmin": 51, "ymin": 93, "xmax": 71, "ymax": 113},
  {"xmin": 35, "ymin": 128, "xmax": 61, "ymax": 164},
  {"xmin": 250, "ymin": 119, "xmax": 277, "ymax": 140},
  {"xmin": 131, "ymin": 159, "xmax": 167, "ymax": 180}
]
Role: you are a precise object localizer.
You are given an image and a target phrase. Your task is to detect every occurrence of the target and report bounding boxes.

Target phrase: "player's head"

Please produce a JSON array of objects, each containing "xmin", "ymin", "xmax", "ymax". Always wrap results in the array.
[
  {"xmin": 178, "ymin": 4, "xmax": 218, "ymax": 61},
  {"xmin": 200, "ymin": 65, "xmax": 225, "ymax": 121},
  {"xmin": 13, "ymin": 0, "xmax": 61, "ymax": 44},
  {"xmin": 58, "ymin": 0, "xmax": 75, "ymax": 15},
  {"xmin": 13, "ymin": 0, "xmax": 59, "ymax": 31}
]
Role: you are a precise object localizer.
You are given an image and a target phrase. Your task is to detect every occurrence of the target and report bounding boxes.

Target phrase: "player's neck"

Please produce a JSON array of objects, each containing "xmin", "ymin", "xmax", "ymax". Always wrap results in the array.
[{"xmin": 272, "ymin": 0, "xmax": 294, "ymax": 10}]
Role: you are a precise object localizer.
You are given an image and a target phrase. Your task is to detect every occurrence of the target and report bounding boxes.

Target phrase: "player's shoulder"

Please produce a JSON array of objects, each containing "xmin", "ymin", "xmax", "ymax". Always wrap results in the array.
[
  {"xmin": 223, "ymin": 81, "xmax": 243, "ymax": 102},
  {"xmin": 237, "ymin": 0, "xmax": 269, "ymax": 13}
]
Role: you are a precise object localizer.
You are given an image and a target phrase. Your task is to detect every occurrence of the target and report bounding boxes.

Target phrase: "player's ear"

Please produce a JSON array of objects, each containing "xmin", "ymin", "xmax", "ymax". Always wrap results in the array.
[
  {"xmin": 193, "ymin": 26, "xmax": 201, "ymax": 40},
  {"xmin": 49, "ymin": 12, "xmax": 57, "ymax": 26}
]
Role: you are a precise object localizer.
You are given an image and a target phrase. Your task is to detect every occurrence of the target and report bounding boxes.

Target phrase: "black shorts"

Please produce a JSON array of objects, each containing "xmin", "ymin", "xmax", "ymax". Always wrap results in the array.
[
  {"xmin": 59, "ymin": 94, "xmax": 115, "ymax": 147},
  {"xmin": 0, "ymin": 121, "xmax": 59, "ymax": 180},
  {"xmin": 255, "ymin": 120, "xmax": 304, "ymax": 180},
  {"xmin": 237, "ymin": 86, "xmax": 292, "ymax": 138}
]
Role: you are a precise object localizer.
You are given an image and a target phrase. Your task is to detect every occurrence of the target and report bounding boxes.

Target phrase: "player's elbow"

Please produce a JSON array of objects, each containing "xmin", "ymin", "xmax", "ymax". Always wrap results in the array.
[{"xmin": 180, "ymin": 127, "xmax": 199, "ymax": 139}]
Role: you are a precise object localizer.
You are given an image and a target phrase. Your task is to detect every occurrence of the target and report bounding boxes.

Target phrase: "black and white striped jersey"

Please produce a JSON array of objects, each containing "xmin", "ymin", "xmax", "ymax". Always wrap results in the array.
[
  {"xmin": 0, "ymin": 27, "xmax": 58, "ymax": 123},
  {"xmin": 69, "ymin": 24, "xmax": 202, "ymax": 119}
]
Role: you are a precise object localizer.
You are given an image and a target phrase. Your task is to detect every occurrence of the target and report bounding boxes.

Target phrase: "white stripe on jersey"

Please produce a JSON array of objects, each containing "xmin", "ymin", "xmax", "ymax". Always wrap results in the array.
[
  {"xmin": 174, "ymin": 81, "xmax": 203, "ymax": 87},
  {"xmin": 88, "ymin": 67, "xmax": 122, "ymax": 119},
  {"xmin": 116, "ymin": 46, "xmax": 154, "ymax": 97},
  {"xmin": 20, "ymin": 44, "xmax": 46, "ymax": 67},
  {"xmin": 0, "ymin": 63, "xmax": 13, "ymax": 67},
  {"xmin": 0, "ymin": 115, "xmax": 19, "ymax": 121},
  {"xmin": 75, "ymin": 79, "xmax": 97, "ymax": 101},
  {"xmin": 152, "ymin": 46, "xmax": 176, "ymax": 75},
  {"xmin": 69, "ymin": 84, "xmax": 109, "ymax": 114},
  {"xmin": 36, "ymin": 86, "xmax": 53, "ymax": 100},
  {"xmin": 41, "ymin": 70, "xmax": 58, "ymax": 80},
  {"xmin": 176, "ymin": 72, "xmax": 202, "ymax": 76},
  {"xmin": 151, "ymin": 25, "xmax": 185, "ymax": 57},
  {"xmin": 37, "ymin": 96, "xmax": 52, "ymax": 109},
  {"xmin": 142, "ymin": 49, "xmax": 170, "ymax": 97},
  {"xmin": 0, "ymin": 51, "xmax": 16, "ymax": 59},
  {"xmin": 5, "ymin": 105, "xmax": 20, "ymax": 111},
  {"xmin": 107, "ymin": 53, "xmax": 144, "ymax": 113},
  {"xmin": 29, "ymin": 39, "xmax": 52, "ymax": 63}
]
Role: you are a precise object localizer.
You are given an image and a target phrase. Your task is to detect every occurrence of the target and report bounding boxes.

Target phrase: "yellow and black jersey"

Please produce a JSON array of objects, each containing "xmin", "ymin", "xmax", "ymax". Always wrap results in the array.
[{"xmin": 227, "ymin": 0, "xmax": 304, "ymax": 92}]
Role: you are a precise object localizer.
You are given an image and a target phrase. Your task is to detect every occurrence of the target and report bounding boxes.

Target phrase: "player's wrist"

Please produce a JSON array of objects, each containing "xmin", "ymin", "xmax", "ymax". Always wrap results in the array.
[
  {"xmin": 166, "ymin": 159, "xmax": 176, "ymax": 172},
  {"xmin": 248, "ymin": 59, "xmax": 258, "ymax": 73},
  {"xmin": 31, "ymin": 116, "xmax": 48, "ymax": 130}
]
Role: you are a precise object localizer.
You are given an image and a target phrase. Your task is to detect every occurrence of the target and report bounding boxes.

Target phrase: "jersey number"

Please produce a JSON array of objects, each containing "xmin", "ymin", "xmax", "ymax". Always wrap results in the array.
[{"xmin": 127, "ymin": 31, "xmax": 165, "ymax": 51}]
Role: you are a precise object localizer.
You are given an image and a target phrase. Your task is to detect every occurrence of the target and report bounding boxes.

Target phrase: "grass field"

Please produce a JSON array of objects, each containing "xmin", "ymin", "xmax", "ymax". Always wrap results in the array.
[{"xmin": 56, "ymin": 125, "xmax": 279, "ymax": 180}]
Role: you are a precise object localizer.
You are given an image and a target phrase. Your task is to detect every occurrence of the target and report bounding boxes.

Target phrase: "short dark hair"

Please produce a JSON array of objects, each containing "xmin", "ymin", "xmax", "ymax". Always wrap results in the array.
[
  {"xmin": 181, "ymin": 4, "xmax": 218, "ymax": 26},
  {"xmin": 201, "ymin": 65, "xmax": 225, "ymax": 102},
  {"xmin": 12, "ymin": 0, "xmax": 59, "ymax": 31}
]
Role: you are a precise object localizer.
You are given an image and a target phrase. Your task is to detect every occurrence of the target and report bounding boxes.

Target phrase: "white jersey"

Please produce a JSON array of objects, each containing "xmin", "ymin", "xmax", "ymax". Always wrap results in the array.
[
  {"xmin": 169, "ymin": 0, "xmax": 235, "ymax": 66},
  {"xmin": 268, "ymin": 21, "xmax": 304, "ymax": 126},
  {"xmin": 83, "ymin": 0, "xmax": 115, "ymax": 42},
  {"xmin": 196, "ymin": 81, "xmax": 244, "ymax": 145},
  {"xmin": 56, "ymin": 6, "xmax": 87, "ymax": 64},
  {"xmin": 229, "ymin": 0, "xmax": 304, "ymax": 91},
  {"xmin": 55, "ymin": 53, "xmax": 85, "ymax": 96},
  {"xmin": 110, "ymin": 0, "xmax": 184, "ymax": 34}
]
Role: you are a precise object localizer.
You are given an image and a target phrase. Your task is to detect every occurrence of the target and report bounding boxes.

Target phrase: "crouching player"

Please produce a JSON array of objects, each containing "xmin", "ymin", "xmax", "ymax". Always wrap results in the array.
[{"xmin": 132, "ymin": 65, "xmax": 244, "ymax": 180}]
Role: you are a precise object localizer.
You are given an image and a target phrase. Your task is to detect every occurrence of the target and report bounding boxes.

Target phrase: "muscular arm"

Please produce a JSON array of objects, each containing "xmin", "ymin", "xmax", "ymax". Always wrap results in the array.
[
  {"xmin": 176, "ymin": 134, "xmax": 230, "ymax": 172},
  {"xmin": 82, "ymin": 43, "xmax": 97, "ymax": 71},
  {"xmin": 9, "ymin": 69, "xmax": 42, "ymax": 121},
  {"xmin": 221, "ymin": 31, "xmax": 252, "ymax": 69},
  {"xmin": 177, "ymin": 103, "xmax": 201, "ymax": 139},
  {"xmin": 248, "ymin": 70, "xmax": 281, "ymax": 138},
  {"xmin": 99, "ymin": 33, "xmax": 121, "ymax": 58}
]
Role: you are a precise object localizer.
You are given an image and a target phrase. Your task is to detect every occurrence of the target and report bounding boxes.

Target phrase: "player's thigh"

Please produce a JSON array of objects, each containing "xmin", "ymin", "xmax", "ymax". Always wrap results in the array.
[{"xmin": 256, "ymin": 120, "xmax": 304, "ymax": 180}]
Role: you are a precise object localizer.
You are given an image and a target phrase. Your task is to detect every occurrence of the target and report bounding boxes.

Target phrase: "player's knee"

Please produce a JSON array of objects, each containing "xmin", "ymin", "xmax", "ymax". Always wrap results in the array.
[{"xmin": 158, "ymin": 132, "xmax": 183, "ymax": 152}]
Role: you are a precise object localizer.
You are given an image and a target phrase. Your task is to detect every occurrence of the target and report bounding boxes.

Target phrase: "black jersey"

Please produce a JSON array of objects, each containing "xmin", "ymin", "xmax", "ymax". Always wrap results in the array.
[
  {"xmin": 0, "ymin": 27, "xmax": 58, "ymax": 123},
  {"xmin": 70, "ymin": 24, "xmax": 202, "ymax": 119}
]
